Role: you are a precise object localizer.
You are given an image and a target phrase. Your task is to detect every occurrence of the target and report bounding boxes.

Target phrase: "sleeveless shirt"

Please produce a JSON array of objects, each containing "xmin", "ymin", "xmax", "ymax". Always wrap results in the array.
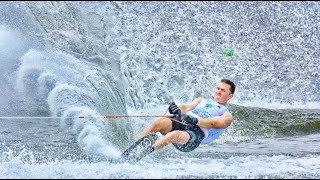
[{"xmin": 185, "ymin": 98, "xmax": 229, "ymax": 145}]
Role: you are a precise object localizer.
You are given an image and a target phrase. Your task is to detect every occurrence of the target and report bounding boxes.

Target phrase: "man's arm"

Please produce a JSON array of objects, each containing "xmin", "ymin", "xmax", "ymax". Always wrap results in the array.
[
  {"xmin": 197, "ymin": 111, "xmax": 233, "ymax": 129},
  {"xmin": 178, "ymin": 97, "xmax": 202, "ymax": 114}
]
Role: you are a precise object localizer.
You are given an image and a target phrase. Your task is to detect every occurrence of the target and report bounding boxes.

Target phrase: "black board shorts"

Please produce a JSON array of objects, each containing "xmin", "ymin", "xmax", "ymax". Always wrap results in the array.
[{"xmin": 170, "ymin": 120, "xmax": 205, "ymax": 152}]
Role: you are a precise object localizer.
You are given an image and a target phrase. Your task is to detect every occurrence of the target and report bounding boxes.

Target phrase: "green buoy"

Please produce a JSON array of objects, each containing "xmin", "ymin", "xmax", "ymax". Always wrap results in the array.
[{"xmin": 223, "ymin": 48, "xmax": 234, "ymax": 57}]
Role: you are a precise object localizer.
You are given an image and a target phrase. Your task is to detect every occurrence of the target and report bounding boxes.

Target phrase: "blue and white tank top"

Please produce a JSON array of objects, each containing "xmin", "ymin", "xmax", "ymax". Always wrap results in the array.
[{"xmin": 185, "ymin": 98, "xmax": 229, "ymax": 145}]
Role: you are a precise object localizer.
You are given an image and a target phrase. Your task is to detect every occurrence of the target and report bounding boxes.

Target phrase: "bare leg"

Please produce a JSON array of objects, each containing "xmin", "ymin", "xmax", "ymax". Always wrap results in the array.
[
  {"xmin": 153, "ymin": 130, "xmax": 190, "ymax": 150},
  {"xmin": 137, "ymin": 117, "xmax": 173, "ymax": 140}
]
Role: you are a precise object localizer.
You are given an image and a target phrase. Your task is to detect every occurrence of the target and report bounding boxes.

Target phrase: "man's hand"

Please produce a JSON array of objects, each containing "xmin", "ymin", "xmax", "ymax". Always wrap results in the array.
[
  {"xmin": 181, "ymin": 115, "xmax": 198, "ymax": 125},
  {"xmin": 168, "ymin": 101, "xmax": 181, "ymax": 115}
]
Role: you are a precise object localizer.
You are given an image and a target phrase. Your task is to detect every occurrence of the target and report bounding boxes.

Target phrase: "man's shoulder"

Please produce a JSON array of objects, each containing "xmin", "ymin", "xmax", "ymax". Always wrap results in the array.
[{"xmin": 192, "ymin": 97, "xmax": 203, "ymax": 103}]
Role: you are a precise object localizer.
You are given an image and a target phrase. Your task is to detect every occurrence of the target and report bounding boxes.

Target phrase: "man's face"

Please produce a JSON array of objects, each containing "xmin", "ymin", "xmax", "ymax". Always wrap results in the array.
[{"xmin": 213, "ymin": 82, "xmax": 233, "ymax": 104}]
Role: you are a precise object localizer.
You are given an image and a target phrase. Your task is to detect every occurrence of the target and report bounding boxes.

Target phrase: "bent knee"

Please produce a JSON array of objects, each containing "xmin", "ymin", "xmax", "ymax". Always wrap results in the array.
[{"xmin": 150, "ymin": 117, "xmax": 172, "ymax": 132}]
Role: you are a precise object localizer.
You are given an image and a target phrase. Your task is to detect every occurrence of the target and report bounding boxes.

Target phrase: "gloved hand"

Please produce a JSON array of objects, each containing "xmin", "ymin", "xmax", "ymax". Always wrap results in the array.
[
  {"xmin": 168, "ymin": 101, "xmax": 181, "ymax": 115},
  {"xmin": 181, "ymin": 115, "xmax": 198, "ymax": 125}
]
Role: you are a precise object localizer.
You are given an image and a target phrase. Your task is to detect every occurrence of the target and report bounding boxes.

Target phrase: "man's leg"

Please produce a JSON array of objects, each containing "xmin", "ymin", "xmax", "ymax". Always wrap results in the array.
[
  {"xmin": 153, "ymin": 130, "xmax": 190, "ymax": 150},
  {"xmin": 137, "ymin": 117, "xmax": 173, "ymax": 140}
]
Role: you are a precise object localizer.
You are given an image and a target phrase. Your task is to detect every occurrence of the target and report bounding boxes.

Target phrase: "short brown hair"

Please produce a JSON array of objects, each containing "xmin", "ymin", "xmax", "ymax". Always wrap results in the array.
[{"xmin": 221, "ymin": 79, "xmax": 235, "ymax": 94}]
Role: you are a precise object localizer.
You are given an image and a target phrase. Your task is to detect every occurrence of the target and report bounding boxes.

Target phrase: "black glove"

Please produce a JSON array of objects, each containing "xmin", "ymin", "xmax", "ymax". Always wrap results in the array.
[
  {"xmin": 168, "ymin": 101, "xmax": 181, "ymax": 115},
  {"xmin": 181, "ymin": 115, "xmax": 198, "ymax": 125}
]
